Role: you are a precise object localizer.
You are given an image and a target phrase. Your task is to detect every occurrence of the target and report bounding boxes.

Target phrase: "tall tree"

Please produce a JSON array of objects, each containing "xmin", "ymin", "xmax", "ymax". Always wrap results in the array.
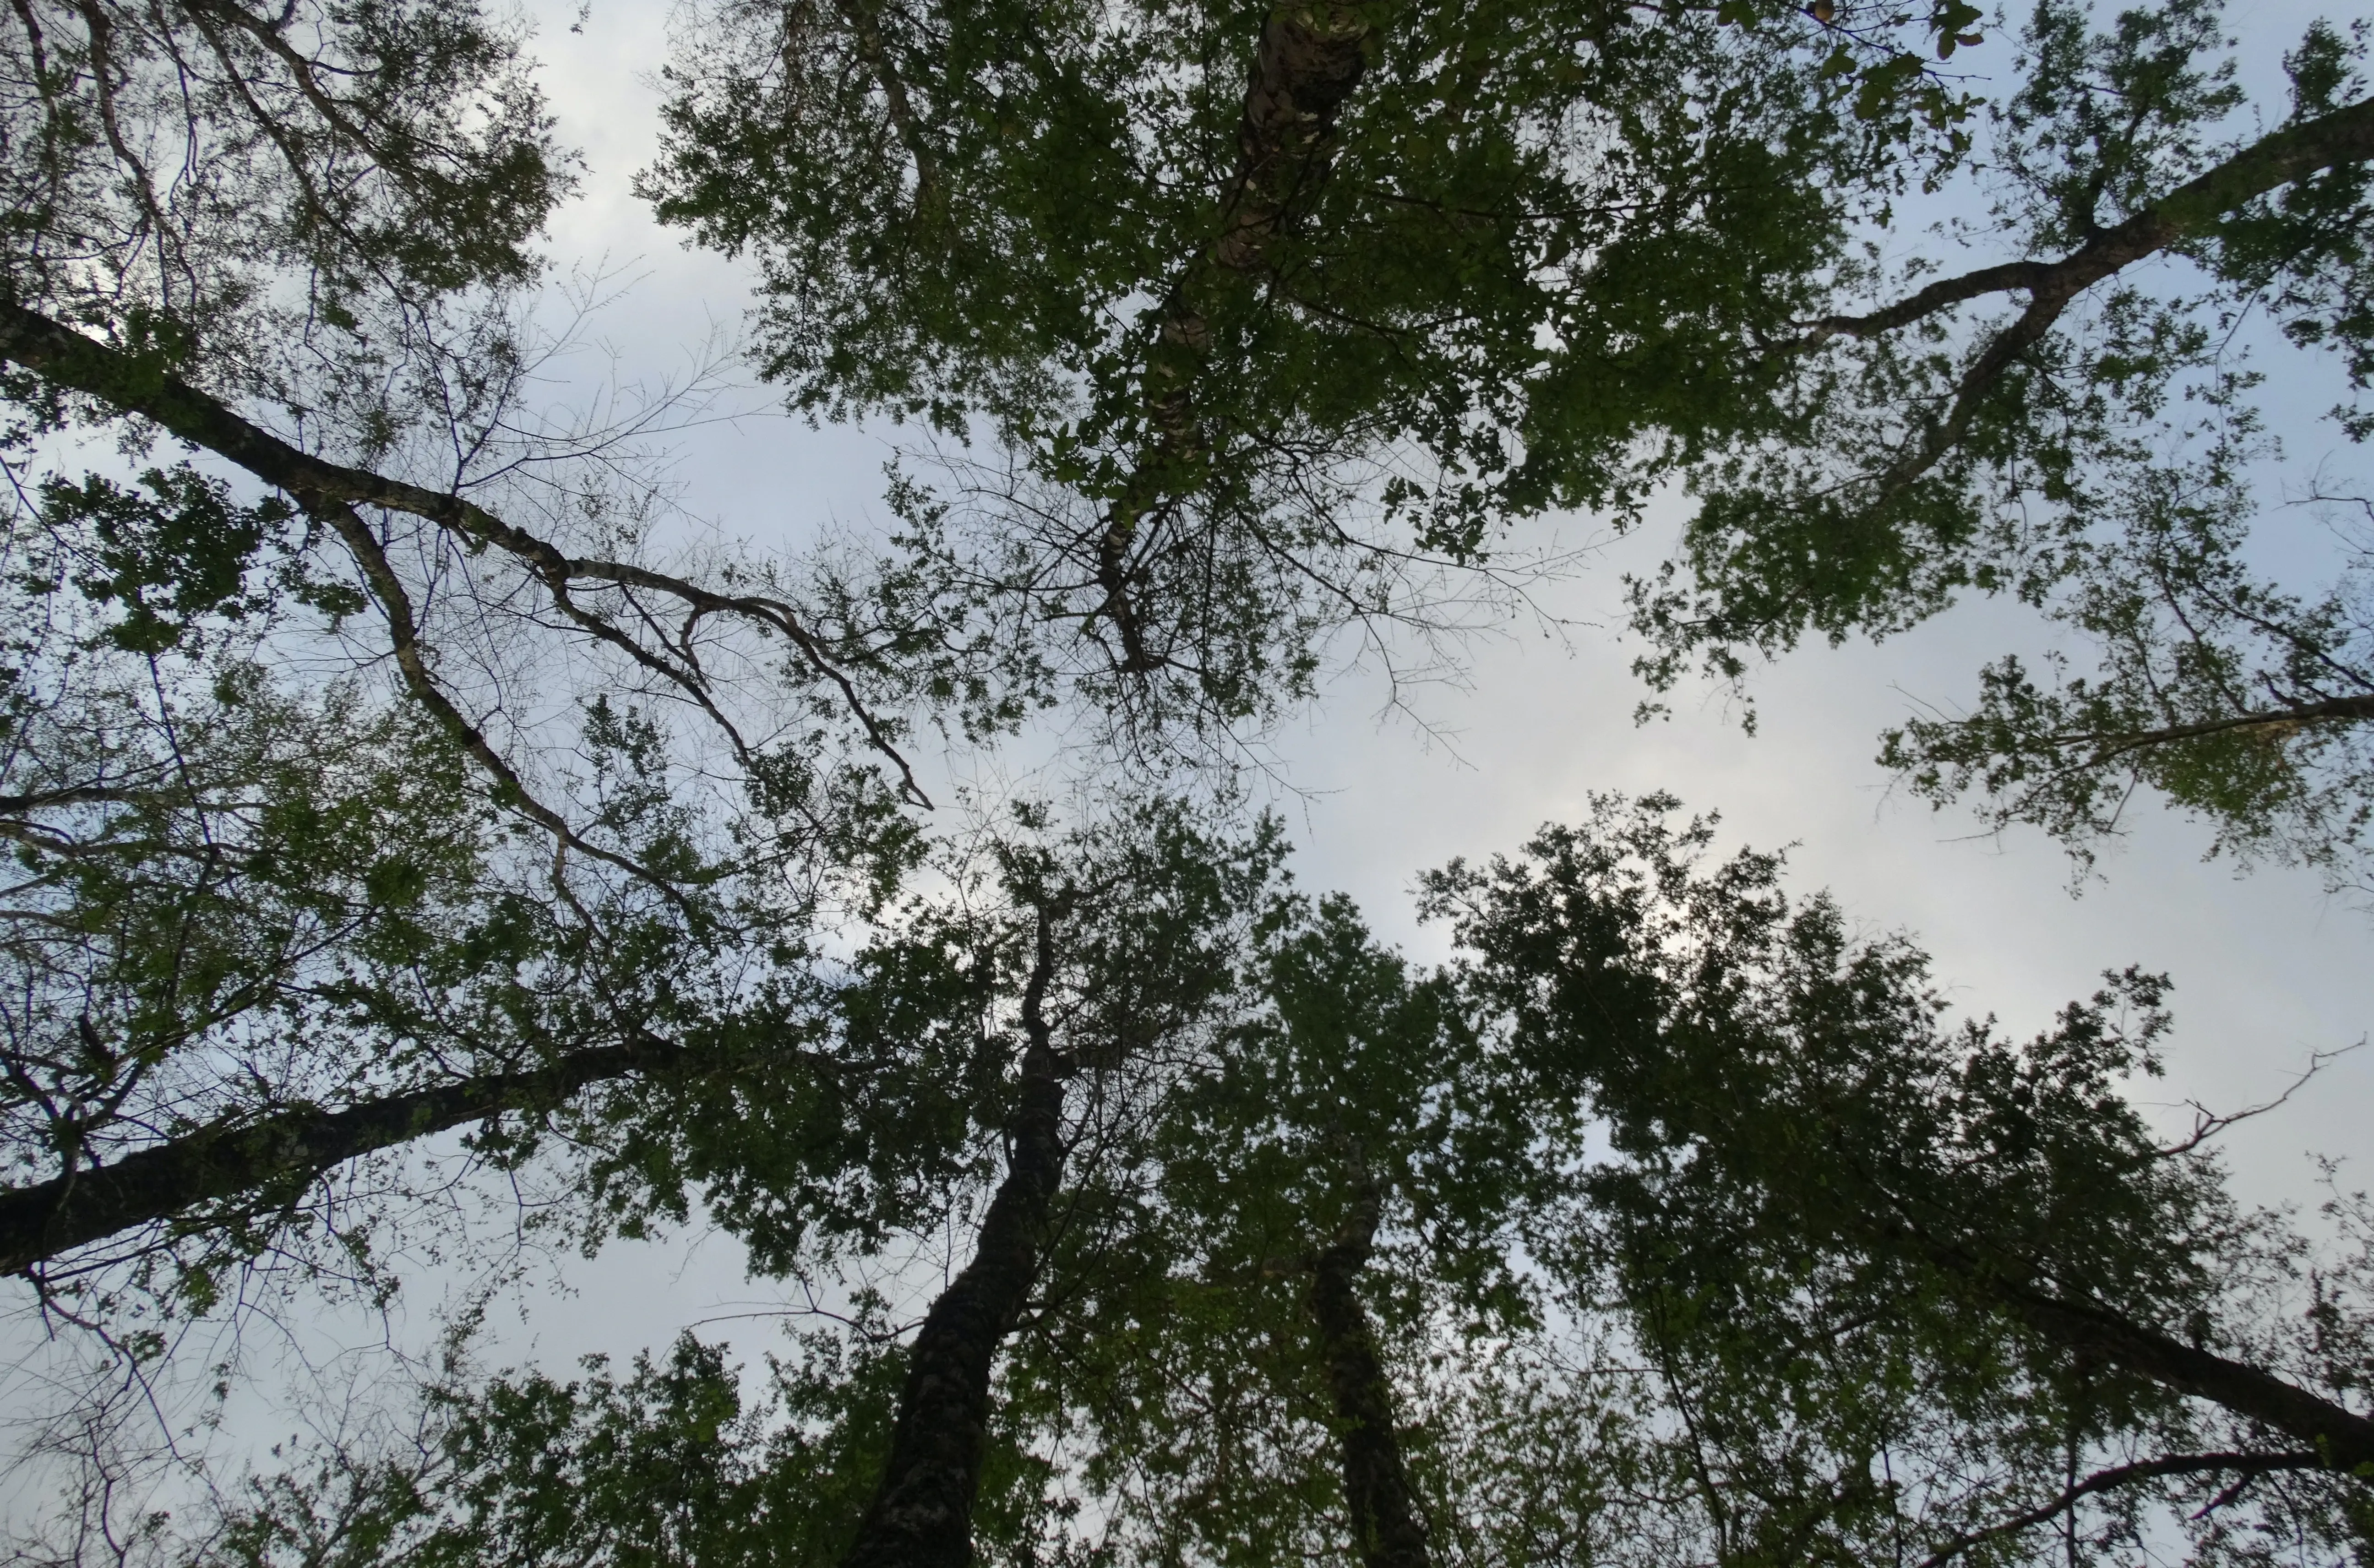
[
  {"xmin": 2, "ymin": 0, "xmax": 938, "ymax": 884},
  {"xmin": 0, "ymin": 628, "xmax": 888, "ymax": 1328},
  {"xmin": 993, "ymin": 888, "xmax": 1497, "ymax": 1568},
  {"xmin": 1627, "ymin": 0, "xmax": 2374, "ymax": 888},
  {"xmin": 835, "ymin": 802, "xmax": 1282, "ymax": 1568},
  {"xmin": 0, "ymin": 0, "xmax": 947, "ymax": 1367},
  {"xmin": 1427, "ymin": 795, "xmax": 2374, "ymax": 1513}
]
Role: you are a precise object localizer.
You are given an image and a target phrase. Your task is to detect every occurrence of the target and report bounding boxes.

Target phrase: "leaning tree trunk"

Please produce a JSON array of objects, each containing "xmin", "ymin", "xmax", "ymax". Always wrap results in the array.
[
  {"xmin": 1993, "ymin": 1278, "xmax": 2374, "ymax": 1476},
  {"xmin": 1, "ymin": 1034, "xmax": 682, "ymax": 1275},
  {"xmin": 838, "ymin": 912, "xmax": 1069, "ymax": 1568},
  {"xmin": 1306, "ymin": 1174, "xmax": 1432, "ymax": 1568},
  {"xmin": 1900, "ymin": 1223, "xmax": 2374, "ymax": 1476}
]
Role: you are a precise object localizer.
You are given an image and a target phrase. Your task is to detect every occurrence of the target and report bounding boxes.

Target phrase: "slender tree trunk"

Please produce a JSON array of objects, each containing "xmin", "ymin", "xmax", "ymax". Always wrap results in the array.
[
  {"xmin": 1995, "ymin": 1280, "xmax": 2374, "ymax": 1475},
  {"xmin": 1, "ymin": 1035, "xmax": 680, "ymax": 1275},
  {"xmin": 1896, "ymin": 1225, "xmax": 2374, "ymax": 1475},
  {"xmin": 1307, "ymin": 1176, "xmax": 1432, "ymax": 1568},
  {"xmin": 839, "ymin": 912, "xmax": 1068, "ymax": 1568}
]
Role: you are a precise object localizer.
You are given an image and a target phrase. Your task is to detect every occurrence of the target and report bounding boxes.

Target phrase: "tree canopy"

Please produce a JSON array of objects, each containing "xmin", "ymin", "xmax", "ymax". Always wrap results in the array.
[
  {"xmin": 1, "ymin": 0, "xmax": 2369, "ymax": 1561},
  {"xmin": 32, "ymin": 797, "xmax": 2367, "ymax": 1568},
  {"xmin": 643, "ymin": 0, "xmax": 2374, "ymax": 875}
]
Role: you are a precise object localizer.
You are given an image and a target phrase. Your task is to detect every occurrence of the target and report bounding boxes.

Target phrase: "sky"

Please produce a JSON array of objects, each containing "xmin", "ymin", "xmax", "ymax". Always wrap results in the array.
[
  {"xmin": 425, "ymin": 0, "xmax": 2374, "ymax": 1379},
  {"xmin": 5, "ymin": 0, "xmax": 2372, "ymax": 1526}
]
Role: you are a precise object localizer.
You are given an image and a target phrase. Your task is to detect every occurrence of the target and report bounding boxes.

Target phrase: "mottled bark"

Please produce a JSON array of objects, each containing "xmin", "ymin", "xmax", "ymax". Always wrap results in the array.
[
  {"xmin": 2, "ymin": 1035, "xmax": 679, "ymax": 1275},
  {"xmin": 1094, "ymin": 4, "xmax": 1372, "ymax": 670},
  {"xmin": 1307, "ymin": 1178, "xmax": 1432, "ymax": 1568},
  {"xmin": 1207, "ymin": 6, "xmax": 1373, "ymax": 275},
  {"xmin": 839, "ymin": 911, "xmax": 1067, "ymax": 1568}
]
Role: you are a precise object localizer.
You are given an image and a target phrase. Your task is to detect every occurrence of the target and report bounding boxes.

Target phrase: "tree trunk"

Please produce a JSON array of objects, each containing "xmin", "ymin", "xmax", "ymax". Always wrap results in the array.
[
  {"xmin": 1, "ymin": 1035, "xmax": 679, "ymax": 1275},
  {"xmin": 1093, "ymin": 3, "xmax": 1372, "ymax": 670},
  {"xmin": 1307, "ymin": 1178, "xmax": 1432, "ymax": 1568},
  {"xmin": 838, "ymin": 912, "xmax": 1068, "ymax": 1568},
  {"xmin": 1207, "ymin": 3, "xmax": 1372, "ymax": 275},
  {"xmin": 1998, "ymin": 1280, "xmax": 2374, "ymax": 1475}
]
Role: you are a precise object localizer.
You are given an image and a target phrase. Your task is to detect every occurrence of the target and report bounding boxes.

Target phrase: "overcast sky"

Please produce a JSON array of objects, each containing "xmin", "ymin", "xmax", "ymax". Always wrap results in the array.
[
  {"xmin": 419, "ymin": 0, "xmax": 2374, "ymax": 1383},
  {"xmin": 5, "ymin": 0, "xmax": 2369, "ymax": 1515}
]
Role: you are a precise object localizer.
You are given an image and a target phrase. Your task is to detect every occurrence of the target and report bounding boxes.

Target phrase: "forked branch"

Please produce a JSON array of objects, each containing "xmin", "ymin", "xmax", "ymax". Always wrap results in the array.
[
  {"xmin": 0, "ymin": 299, "xmax": 931, "ymax": 811},
  {"xmin": 1785, "ymin": 94, "xmax": 2374, "ymax": 495},
  {"xmin": 1912, "ymin": 1450, "xmax": 2328, "ymax": 1568}
]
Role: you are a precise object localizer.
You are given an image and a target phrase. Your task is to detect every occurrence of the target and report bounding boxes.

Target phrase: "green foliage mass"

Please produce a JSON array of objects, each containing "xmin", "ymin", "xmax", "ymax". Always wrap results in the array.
[
  {"xmin": 6, "ymin": 0, "xmax": 2374, "ymax": 1560},
  {"xmin": 643, "ymin": 0, "xmax": 1952, "ymax": 737},
  {"xmin": 1618, "ymin": 0, "xmax": 2374, "ymax": 885},
  {"xmin": 647, "ymin": 0, "xmax": 2374, "ymax": 881},
  {"xmin": 161, "ymin": 801, "xmax": 2368, "ymax": 1568},
  {"xmin": 0, "ymin": 430, "xmax": 917, "ymax": 1334},
  {"xmin": 1, "ymin": 0, "xmax": 571, "ymax": 389}
]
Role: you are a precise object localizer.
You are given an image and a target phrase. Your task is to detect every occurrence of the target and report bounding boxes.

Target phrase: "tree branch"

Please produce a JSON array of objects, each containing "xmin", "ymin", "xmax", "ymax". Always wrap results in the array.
[
  {"xmin": 1787, "ymin": 94, "xmax": 2374, "ymax": 495},
  {"xmin": 2051, "ymin": 692, "xmax": 2374, "ymax": 767},
  {"xmin": 1797, "ymin": 95, "xmax": 2374, "ymax": 349},
  {"xmin": 1, "ymin": 1033, "xmax": 688, "ymax": 1275},
  {"xmin": 0, "ymin": 299, "xmax": 931, "ymax": 808},
  {"xmin": 311, "ymin": 496, "xmax": 696, "ymax": 898},
  {"xmin": 833, "ymin": 0, "xmax": 940, "ymax": 201},
  {"xmin": 1913, "ymin": 1450, "xmax": 2328, "ymax": 1568},
  {"xmin": 1995, "ymin": 1281, "xmax": 2374, "ymax": 1476}
]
